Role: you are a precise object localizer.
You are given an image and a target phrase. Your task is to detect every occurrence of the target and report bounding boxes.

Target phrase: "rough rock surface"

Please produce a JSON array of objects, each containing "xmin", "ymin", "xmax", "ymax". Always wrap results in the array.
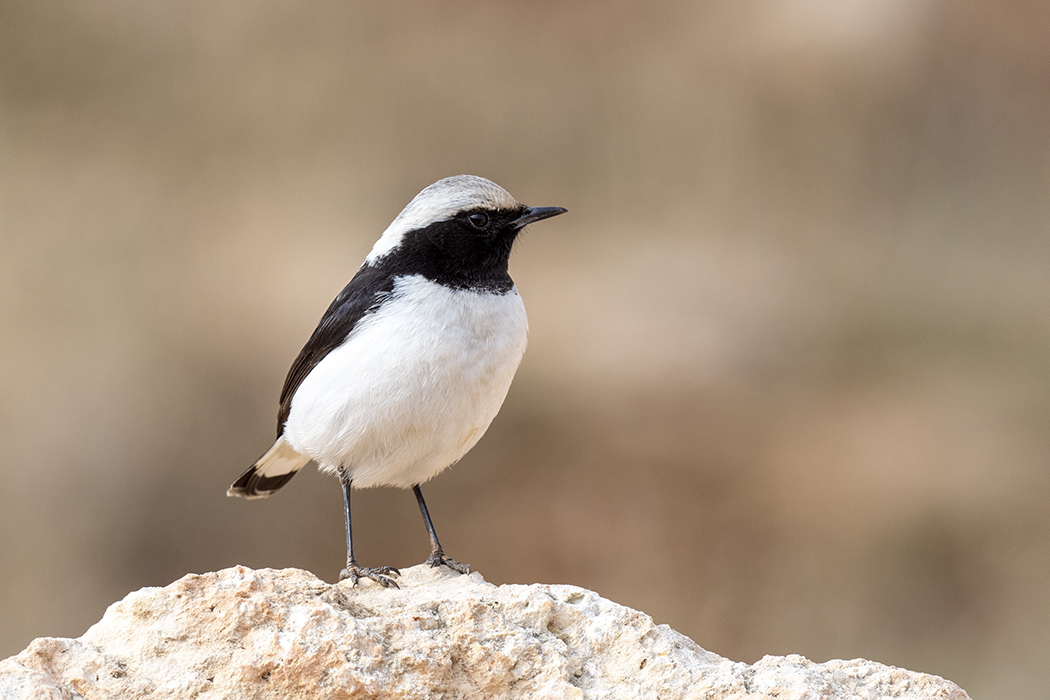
[{"xmin": 0, "ymin": 566, "xmax": 970, "ymax": 700}]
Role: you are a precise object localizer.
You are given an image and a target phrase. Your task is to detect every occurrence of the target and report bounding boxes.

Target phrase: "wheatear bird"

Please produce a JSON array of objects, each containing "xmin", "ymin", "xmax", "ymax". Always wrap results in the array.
[{"xmin": 228, "ymin": 175, "xmax": 566, "ymax": 587}]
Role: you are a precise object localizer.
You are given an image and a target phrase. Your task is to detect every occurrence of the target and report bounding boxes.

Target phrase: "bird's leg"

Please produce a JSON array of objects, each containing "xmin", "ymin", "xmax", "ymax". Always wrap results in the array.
[
  {"xmin": 338, "ymin": 474, "xmax": 400, "ymax": 588},
  {"xmin": 413, "ymin": 484, "xmax": 470, "ymax": 574}
]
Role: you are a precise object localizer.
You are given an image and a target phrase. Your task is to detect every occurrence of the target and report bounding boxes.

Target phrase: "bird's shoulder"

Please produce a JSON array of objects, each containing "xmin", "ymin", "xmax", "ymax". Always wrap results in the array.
[{"xmin": 276, "ymin": 264, "xmax": 395, "ymax": 436}]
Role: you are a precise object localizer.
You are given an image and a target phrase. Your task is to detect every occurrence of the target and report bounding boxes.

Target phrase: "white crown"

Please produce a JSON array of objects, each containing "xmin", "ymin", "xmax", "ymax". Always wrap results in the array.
[{"xmin": 365, "ymin": 175, "xmax": 520, "ymax": 264}]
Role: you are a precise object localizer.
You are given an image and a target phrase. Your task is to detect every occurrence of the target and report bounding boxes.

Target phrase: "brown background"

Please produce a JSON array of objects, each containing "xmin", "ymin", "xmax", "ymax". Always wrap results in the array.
[{"xmin": 2, "ymin": 2, "xmax": 1049, "ymax": 697}]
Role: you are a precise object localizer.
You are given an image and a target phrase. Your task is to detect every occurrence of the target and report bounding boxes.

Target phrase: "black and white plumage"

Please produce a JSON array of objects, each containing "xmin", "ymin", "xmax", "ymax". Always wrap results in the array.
[{"xmin": 228, "ymin": 175, "xmax": 566, "ymax": 587}]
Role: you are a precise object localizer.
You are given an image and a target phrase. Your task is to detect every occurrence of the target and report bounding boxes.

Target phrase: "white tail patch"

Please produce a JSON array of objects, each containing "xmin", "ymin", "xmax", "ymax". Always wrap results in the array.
[{"xmin": 227, "ymin": 436, "xmax": 312, "ymax": 499}]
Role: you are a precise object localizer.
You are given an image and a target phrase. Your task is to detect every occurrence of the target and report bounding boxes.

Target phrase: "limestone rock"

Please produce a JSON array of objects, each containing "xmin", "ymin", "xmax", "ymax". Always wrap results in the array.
[{"xmin": 0, "ymin": 565, "xmax": 970, "ymax": 699}]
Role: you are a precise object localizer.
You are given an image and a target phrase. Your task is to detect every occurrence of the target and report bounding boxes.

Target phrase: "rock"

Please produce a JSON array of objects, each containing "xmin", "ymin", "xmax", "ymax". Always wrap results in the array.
[{"xmin": 0, "ymin": 566, "xmax": 970, "ymax": 700}]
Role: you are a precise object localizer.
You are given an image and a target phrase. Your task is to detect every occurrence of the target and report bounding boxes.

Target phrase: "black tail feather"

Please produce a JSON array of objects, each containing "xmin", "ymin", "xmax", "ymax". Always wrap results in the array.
[
  {"xmin": 227, "ymin": 437, "xmax": 311, "ymax": 499},
  {"xmin": 227, "ymin": 465, "xmax": 300, "ymax": 499}
]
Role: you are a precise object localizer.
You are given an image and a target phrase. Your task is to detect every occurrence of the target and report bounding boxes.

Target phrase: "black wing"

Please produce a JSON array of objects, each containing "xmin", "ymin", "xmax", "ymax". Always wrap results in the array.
[{"xmin": 276, "ymin": 264, "xmax": 395, "ymax": 437}]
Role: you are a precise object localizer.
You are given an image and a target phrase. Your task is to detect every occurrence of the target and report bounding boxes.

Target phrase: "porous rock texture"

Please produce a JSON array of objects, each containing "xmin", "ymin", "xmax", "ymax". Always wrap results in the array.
[{"xmin": 0, "ymin": 565, "xmax": 970, "ymax": 700}]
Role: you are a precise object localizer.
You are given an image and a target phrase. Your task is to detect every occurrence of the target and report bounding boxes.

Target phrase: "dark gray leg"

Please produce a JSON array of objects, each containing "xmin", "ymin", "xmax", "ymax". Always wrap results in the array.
[
  {"xmin": 338, "ymin": 475, "xmax": 399, "ymax": 588},
  {"xmin": 413, "ymin": 484, "xmax": 470, "ymax": 574}
]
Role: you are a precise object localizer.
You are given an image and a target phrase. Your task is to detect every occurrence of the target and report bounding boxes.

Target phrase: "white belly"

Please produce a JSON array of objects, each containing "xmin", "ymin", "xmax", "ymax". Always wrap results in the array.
[{"xmin": 282, "ymin": 274, "xmax": 528, "ymax": 489}]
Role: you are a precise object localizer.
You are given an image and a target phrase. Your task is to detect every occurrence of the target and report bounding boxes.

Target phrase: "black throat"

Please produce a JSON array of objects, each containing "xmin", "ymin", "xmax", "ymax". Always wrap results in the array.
[{"xmin": 370, "ymin": 209, "xmax": 523, "ymax": 294}]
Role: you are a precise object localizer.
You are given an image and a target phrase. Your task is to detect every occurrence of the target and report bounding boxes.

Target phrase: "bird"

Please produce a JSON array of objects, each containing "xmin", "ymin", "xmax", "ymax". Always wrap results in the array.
[{"xmin": 227, "ymin": 175, "xmax": 566, "ymax": 588}]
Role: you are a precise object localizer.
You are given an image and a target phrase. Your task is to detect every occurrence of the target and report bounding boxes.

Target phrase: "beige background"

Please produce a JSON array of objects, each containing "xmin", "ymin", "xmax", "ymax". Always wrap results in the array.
[{"xmin": 2, "ymin": 2, "xmax": 1049, "ymax": 697}]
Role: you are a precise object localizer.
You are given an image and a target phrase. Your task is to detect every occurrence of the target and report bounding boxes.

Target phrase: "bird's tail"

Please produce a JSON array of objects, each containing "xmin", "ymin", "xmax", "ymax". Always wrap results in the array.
[{"xmin": 227, "ymin": 436, "xmax": 311, "ymax": 499}]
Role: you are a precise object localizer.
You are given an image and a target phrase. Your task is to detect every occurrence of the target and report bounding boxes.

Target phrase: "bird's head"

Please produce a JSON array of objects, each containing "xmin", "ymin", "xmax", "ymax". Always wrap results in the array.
[{"xmin": 364, "ymin": 176, "xmax": 566, "ymax": 286}]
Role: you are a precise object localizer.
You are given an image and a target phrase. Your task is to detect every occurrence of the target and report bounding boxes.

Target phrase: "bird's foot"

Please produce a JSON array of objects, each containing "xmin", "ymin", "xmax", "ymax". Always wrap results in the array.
[
  {"xmin": 339, "ymin": 561, "xmax": 400, "ymax": 588},
  {"xmin": 425, "ymin": 548, "xmax": 470, "ymax": 574}
]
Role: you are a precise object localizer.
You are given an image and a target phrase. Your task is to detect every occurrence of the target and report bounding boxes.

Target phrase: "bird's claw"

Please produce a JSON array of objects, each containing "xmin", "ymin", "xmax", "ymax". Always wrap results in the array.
[
  {"xmin": 340, "ymin": 563, "xmax": 401, "ymax": 588},
  {"xmin": 426, "ymin": 549, "xmax": 470, "ymax": 574}
]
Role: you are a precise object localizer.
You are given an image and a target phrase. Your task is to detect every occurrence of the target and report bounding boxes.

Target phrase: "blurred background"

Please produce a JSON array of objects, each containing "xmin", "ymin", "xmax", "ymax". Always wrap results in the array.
[{"xmin": 1, "ymin": 1, "xmax": 1048, "ymax": 696}]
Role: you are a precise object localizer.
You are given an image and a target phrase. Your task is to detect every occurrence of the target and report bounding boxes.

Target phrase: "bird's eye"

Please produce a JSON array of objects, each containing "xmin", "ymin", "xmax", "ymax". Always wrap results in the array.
[{"xmin": 467, "ymin": 213, "xmax": 489, "ymax": 228}]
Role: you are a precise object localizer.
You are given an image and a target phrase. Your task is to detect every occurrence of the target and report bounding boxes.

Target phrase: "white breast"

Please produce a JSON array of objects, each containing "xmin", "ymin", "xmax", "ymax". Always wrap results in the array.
[{"xmin": 282, "ymin": 274, "xmax": 528, "ymax": 489}]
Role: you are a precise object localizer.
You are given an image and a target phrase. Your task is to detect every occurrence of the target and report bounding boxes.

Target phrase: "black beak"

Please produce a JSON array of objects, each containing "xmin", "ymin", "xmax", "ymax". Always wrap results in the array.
[{"xmin": 511, "ymin": 206, "xmax": 568, "ymax": 230}]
